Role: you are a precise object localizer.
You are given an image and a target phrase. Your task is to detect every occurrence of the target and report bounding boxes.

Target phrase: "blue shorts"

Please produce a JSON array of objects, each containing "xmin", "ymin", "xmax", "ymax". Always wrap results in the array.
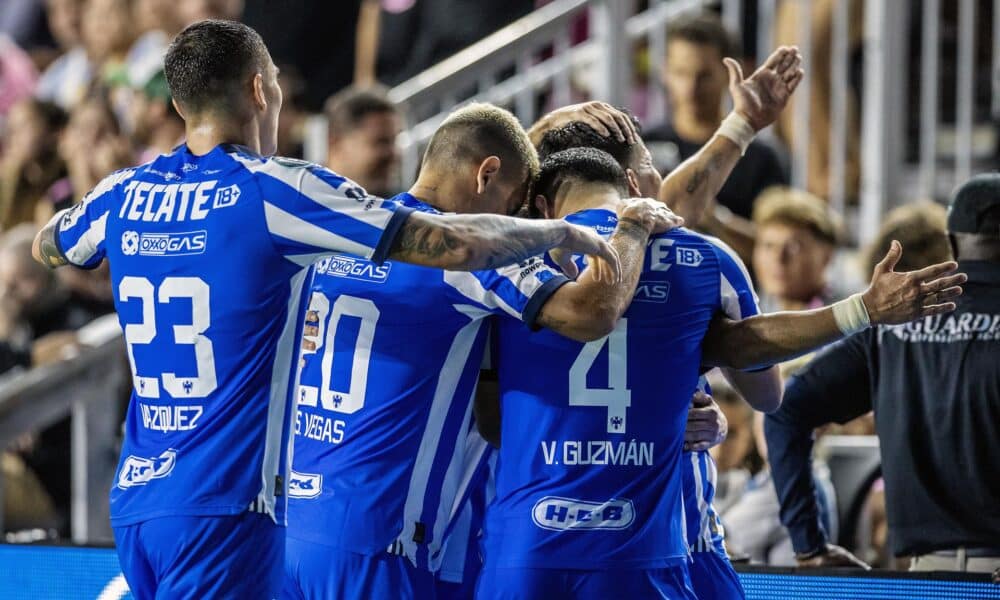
[
  {"xmin": 688, "ymin": 551, "xmax": 745, "ymax": 600},
  {"xmin": 283, "ymin": 536, "xmax": 436, "ymax": 599},
  {"xmin": 474, "ymin": 565, "xmax": 696, "ymax": 600},
  {"xmin": 113, "ymin": 512, "xmax": 282, "ymax": 600}
]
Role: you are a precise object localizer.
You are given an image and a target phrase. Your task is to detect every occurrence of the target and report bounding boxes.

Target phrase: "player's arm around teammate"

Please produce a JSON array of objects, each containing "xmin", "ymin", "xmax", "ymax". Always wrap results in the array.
[{"xmin": 701, "ymin": 240, "xmax": 966, "ymax": 376}]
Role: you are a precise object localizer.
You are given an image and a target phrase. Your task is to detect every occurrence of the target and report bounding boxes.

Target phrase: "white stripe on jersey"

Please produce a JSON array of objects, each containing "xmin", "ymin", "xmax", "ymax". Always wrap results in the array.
[
  {"xmin": 682, "ymin": 229, "xmax": 760, "ymax": 313},
  {"xmin": 255, "ymin": 267, "xmax": 310, "ymax": 522},
  {"xmin": 447, "ymin": 431, "xmax": 490, "ymax": 524},
  {"xmin": 64, "ymin": 211, "xmax": 108, "ymax": 266},
  {"xmin": 263, "ymin": 201, "xmax": 374, "ymax": 260},
  {"xmin": 230, "ymin": 153, "xmax": 398, "ymax": 234},
  {"xmin": 691, "ymin": 451, "xmax": 711, "ymax": 553},
  {"xmin": 443, "ymin": 265, "xmax": 545, "ymax": 320},
  {"xmin": 719, "ymin": 271, "xmax": 745, "ymax": 320},
  {"xmin": 399, "ymin": 304, "xmax": 491, "ymax": 568}
]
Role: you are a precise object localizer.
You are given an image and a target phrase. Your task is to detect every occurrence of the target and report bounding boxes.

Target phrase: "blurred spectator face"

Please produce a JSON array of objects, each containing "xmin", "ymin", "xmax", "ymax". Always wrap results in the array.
[
  {"xmin": 4, "ymin": 101, "xmax": 56, "ymax": 167},
  {"xmin": 135, "ymin": 0, "xmax": 181, "ymax": 34},
  {"xmin": 177, "ymin": 0, "xmax": 244, "ymax": 25},
  {"xmin": 82, "ymin": 0, "xmax": 135, "ymax": 62},
  {"xmin": 60, "ymin": 96, "xmax": 133, "ymax": 182},
  {"xmin": 754, "ymin": 221, "xmax": 832, "ymax": 304},
  {"xmin": 327, "ymin": 111, "xmax": 401, "ymax": 197},
  {"xmin": 0, "ymin": 243, "xmax": 52, "ymax": 319},
  {"xmin": 47, "ymin": 0, "xmax": 85, "ymax": 50},
  {"xmin": 662, "ymin": 40, "xmax": 726, "ymax": 121},
  {"xmin": 863, "ymin": 202, "xmax": 951, "ymax": 275}
]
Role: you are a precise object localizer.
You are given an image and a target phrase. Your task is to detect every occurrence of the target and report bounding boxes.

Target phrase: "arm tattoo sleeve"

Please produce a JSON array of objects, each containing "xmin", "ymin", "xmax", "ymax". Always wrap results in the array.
[
  {"xmin": 36, "ymin": 223, "xmax": 69, "ymax": 268},
  {"xmin": 390, "ymin": 213, "xmax": 566, "ymax": 271}
]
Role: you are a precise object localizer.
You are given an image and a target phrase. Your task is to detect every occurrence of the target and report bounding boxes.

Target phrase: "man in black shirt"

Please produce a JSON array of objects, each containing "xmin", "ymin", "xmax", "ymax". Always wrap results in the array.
[
  {"xmin": 766, "ymin": 174, "xmax": 1000, "ymax": 574},
  {"xmin": 644, "ymin": 13, "xmax": 787, "ymax": 261}
]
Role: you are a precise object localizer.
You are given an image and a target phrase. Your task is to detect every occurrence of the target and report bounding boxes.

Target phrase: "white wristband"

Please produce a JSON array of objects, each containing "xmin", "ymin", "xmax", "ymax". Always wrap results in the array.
[
  {"xmin": 831, "ymin": 293, "xmax": 872, "ymax": 336},
  {"xmin": 716, "ymin": 112, "xmax": 756, "ymax": 155}
]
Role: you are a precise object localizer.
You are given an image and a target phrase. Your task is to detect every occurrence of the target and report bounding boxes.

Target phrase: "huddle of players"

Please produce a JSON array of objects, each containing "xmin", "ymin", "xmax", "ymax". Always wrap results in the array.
[{"xmin": 34, "ymin": 20, "xmax": 966, "ymax": 600}]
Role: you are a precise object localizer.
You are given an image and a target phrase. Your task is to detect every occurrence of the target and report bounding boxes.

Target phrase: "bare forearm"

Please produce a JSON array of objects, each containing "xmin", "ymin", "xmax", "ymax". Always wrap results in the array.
[
  {"xmin": 33, "ymin": 217, "xmax": 68, "ymax": 268},
  {"xmin": 536, "ymin": 218, "xmax": 650, "ymax": 341},
  {"xmin": 658, "ymin": 135, "xmax": 742, "ymax": 226},
  {"xmin": 721, "ymin": 366, "xmax": 783, "ymax": 413},
  {"xmin": 389, "ymin": 211, "xmax": 567, "ymax": 271},
  {"xmin": 703, "ymin": 309, "xmax": 844, "ymax": 371}
]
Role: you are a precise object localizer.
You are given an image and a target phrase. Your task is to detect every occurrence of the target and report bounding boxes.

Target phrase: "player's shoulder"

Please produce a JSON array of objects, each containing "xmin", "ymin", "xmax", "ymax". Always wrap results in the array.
[
  {"xmin": 87, "ymin": 166, "xmax": 140, "ymax": 201},
  {"xmin": 668, "ymin": 228, "xmax": 744, "ymax": 268}
]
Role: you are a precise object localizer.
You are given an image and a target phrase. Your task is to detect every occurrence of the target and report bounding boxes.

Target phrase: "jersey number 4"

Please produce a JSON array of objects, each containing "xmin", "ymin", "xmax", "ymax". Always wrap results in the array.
[
  {"xmin": 568, "ymin": 319, "xmax": 631, "ymax": 434},
  {"xmin": 119, "ymin": 276, "xmax": 217, "ymax": 399}
]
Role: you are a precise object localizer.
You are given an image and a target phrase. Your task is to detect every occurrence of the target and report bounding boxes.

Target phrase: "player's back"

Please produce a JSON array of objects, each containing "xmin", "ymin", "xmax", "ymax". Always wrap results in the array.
[
  {"xmin": 55, "ymin": 143, "xmax": 410, "ymax": 527},
  {"xmin": 287, "ymin": 193, "xmax": 565, "ymax": 569},
  {"xmin": 487, "ymin": 208, "xmax": 756, "ymax": 570}
]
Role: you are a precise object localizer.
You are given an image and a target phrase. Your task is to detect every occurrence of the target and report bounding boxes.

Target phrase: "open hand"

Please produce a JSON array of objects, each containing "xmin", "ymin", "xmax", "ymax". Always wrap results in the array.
[
  {"xmin": 540, "ymin": 102, "xmax": 639, "ymax": 144},
  {"xmin": 862, "ymin": 240, "xmax": 966, "ymax": 325},
  {"xmin": 728, "ymin": 46, "xmax": 804, "ymax": 132},
  {"xmin": 549, "ymin": 223, "xmax": 621, "ymax": 283},
  {"xmin": 797, "ymin": 543, "xmax": 872, "ymax": 569}
]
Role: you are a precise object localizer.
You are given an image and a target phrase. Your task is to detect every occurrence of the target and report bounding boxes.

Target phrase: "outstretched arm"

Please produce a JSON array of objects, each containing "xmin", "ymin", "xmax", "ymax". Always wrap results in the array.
[
  {"xmin": 389, "ymin": 210, "xmax": 622, "ymax": 278},
  {"xmin": 535, "ymin": 199, "xmax": 683, "ymax": 341},
  {"xmin": 659, "ymin": 46, "xmax": 804, "ymax": 225},
  {"xmin": 702, "ymin": 241, "xmax": 966, "ymax": 370}
]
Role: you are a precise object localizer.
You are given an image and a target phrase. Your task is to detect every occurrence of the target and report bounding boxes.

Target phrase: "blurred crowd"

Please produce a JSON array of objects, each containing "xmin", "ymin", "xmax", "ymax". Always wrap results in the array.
[{"xmin": 0, "ymin": 0, "xmax": 995, "ymax": 573}]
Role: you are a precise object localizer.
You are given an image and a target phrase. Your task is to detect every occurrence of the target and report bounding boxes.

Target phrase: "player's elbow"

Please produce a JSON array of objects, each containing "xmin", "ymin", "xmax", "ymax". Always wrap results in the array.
[{"xmin": 749, "ymin": 394, "xmax": 782, "ymax": 414}]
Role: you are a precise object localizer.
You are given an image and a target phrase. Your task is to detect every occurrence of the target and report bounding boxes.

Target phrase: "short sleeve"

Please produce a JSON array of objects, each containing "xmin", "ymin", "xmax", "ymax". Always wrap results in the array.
[
  {"xmin": 242, "ymin": 157, "xmax": 413, "ymax": 266},
  {"xmin": 711, "ymin": 238, "xmax": 760, "ymax": 319},
  {"xmin": 55, "ymin": 168, "xmax": 135, "ymax": 269},
  {"xmin": 442, "ymin": 256, "xmax": 570, "ymax": 329}
]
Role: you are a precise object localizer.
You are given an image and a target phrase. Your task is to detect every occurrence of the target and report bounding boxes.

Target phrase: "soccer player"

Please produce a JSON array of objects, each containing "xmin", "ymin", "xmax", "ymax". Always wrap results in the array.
[
  {"xmin": 283, "ymin": 103, "xmax": 683, "ymax": 599},
  {"xmin": 30, "ymin": 20, "xmax": 620, "ymax": 599},
  {"xmin": 478, "ymin": 147, "xmax": 964, "ymax": 599}
]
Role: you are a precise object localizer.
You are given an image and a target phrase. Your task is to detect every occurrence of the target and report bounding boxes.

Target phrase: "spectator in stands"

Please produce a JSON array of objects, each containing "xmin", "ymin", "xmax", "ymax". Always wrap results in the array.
[
  {"xmin": 80, "ymin": 0, "xmax": 136, "ymax": 89},
  {"xmin": 0, "ymin": 99, "xmax": 68, "ymax": 231},
  {"xmin": 0, "ymin": 35, "xmax": 38, "ymax": 119},
  {"xmin": 707, "ymin": 378, "xmax": 760, "ymax": 515},
  {"xmin": 324, "ymin": 85, "xmax": 402, "ymax": 197},
  {"xmin": 766, "ymin": 176, "xmax": 1000, "ymax": 573},
  {"xmin": 127, "ymin": 68, "xmax": 184, "ymax": 163},
  {"xmin": 34, "ymin": 0, "xmax": 92, "ymax": 109},
  {"xmin": 752, "ymin": 186, "xmax": 843, "ymax": 312},
  {"xmin": 57, "ymin": 92, "xmax": 134, "ymax": 205},
  {"xmin": 644, "ymin": 13, "xmax": 787, "ymax": 261},
  {"xmin": 177, "ymin": 0, "xmax": 244, "ymax": 26}
]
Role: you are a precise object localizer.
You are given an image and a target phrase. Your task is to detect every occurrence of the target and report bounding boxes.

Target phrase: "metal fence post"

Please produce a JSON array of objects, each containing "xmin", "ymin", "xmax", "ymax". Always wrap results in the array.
[
  {"xmin": 859, "ymin": 0, "xmax": 908, "ymax": 245},
  {"xmin": 592, "ymin": 0, "xmax": 632, "ymax": 107},
  {"xmin": 70, "ymin": 373, "xmax": 121, "ymax": 544}
]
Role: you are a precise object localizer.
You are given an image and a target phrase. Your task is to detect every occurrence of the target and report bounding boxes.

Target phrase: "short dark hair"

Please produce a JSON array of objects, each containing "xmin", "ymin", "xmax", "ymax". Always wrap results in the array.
[
  {"xmin": 666, "ymin": 13, "xmax": 738, "ymax": 59},
  {"xmin": 424, "ymin": 103, "xmax": 539, "ymax": 182},
  {"xmin": 532, "ymin": 148, "xmax": 628, "ymax": 216},
  {"xmin": 164, "ymin": 20, "xmax": 269, "ymax": 114},
  {"xmin": 324, "ymin": 85, "xmax": 398, "ymax": 137},
  {"xmin": 537, "ymin": 111, "xmax": 642, "ymax": 168}
]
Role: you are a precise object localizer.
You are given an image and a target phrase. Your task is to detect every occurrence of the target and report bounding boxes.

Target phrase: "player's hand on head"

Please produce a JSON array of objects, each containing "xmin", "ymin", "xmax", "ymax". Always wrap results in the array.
[
  {"xmin": 796, "ymin": 543, "xmax": 872, "ymax": 570},
  {"xmin": 545, "ymin": 101, "xmax": 639, "ymax": 144},
  {"xmin": 683, "ymin": 391, "xmax": 727, "ymax": 452},
  {"xmin": 618, "ymin": 198, "xmax": 684, "ymax": 235},
  {"xmin": 861, "ymin": 240, "xmax": 966, "ymax": 325},
  {"xmin": 728, "ymin": 46, "xmax": 804, "ymax": 132},
  {"xmin": 549, "ymin": 223, "xmax": 621, "ymax": 282}
]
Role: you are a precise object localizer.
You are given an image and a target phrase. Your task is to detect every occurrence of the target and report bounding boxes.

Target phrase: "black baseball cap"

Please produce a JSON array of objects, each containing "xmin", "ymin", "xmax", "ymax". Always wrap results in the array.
[{"xmin": 947, "ymin": 173, "xmax": 1000, "ymax": 235}]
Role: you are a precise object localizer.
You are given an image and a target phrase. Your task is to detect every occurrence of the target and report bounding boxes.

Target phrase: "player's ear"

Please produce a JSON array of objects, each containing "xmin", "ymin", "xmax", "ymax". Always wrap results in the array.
[
  {"xmin": 533, "ymin": 194, "xmax": 550, "ymax": 219},
  {"xmin": 252, "ymin": 72, "xmax": 267, "ymax": 112},
  {"xmin": 171, "ymin": 98, "xmax": 185, "ymax": 120},
  {"xmin": 476, "ymin": 156, "xmax": 502, "ymax": 195},
  {"xmin": 625, "ymin": 168, "xmax": 641, "ymax": 197}
]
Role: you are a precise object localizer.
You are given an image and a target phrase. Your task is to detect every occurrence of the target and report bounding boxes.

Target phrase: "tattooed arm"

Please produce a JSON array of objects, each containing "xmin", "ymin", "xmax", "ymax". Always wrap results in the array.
[
  {"xmin": 659, "ymin": 46, "xmax": 804, "ymax": 227},
  {"xmin": 32, "ymin": 218, "xmax": 69, "ymax": 268},
  {"xmin": 389, "ymin": 210, "xmax": 621, "ymax": 277}
]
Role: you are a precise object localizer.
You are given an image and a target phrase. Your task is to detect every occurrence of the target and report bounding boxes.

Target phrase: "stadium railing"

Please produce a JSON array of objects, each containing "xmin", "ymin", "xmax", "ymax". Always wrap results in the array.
[
  {"xmin": 0, "ymin": 315, "xmax": 124, "ymax": 543},
  {"xmin": 301, "ymin": 0, "xmax": 998, "ymax": 245}
]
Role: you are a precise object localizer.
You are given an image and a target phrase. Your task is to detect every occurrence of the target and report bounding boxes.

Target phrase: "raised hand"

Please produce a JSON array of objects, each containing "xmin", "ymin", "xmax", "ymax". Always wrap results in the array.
[
  {"xmin": 797, "ymin": 543, "xmax": 872, "ymax": 570},
  {"xmin": 726, "ymin": 46, "xmax": 804, "ymax": 132},
  {"xmin": 861, "ymin": 240, "xmax": 967, "ymax": 325},
  {"xmin": 618, "ymin": 197, "xmax": 685, "ymax": 235},
  {"xmin": 548, "ymin": 223, "xmax": 621, "ymax": 282}
]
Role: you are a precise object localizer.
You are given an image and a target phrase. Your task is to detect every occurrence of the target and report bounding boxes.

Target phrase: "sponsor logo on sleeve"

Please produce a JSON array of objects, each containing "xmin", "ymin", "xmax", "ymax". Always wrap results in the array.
[
  {"xmin": 315, "ymin": 254, "xmax": 391, "ymax": 283},
  {"xmin": 633, "ymin": 280, "xmax": 670, "ymax": 304},
  {"xmin": 117, "ymin": 449, "xmax": 177, "ymax": 489},
  {"xmin": 531, "ymin": 496, "xmax": 635, "ymax": 531},
  {"xmin": 675, "ymin": 246, "xmax": 704, "ymax": 267},
  {"xmin": 288, "ymin": 471, "xmax": 323, "ymax": 499},
  {"xmin": 212, "ymin": 184, "xmax": 240, "ymax": 209}
]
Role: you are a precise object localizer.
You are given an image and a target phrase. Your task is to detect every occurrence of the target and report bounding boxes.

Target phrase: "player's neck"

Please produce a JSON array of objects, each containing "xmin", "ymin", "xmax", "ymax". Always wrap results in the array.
[
  {"xmin": 183, "ymin": 115, "xmax": 258, "ymax": 156},
  {"xmin": 552, "ymin": 182, "xmax": 624, "ymax": 219},
  {"xmin": 408, "ymin": 173, "xmax": 466, "ymax": 213}
]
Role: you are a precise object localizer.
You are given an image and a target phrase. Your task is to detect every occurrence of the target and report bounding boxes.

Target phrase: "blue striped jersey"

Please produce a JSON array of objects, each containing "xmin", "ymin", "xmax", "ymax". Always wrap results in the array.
[
  {"xmin": 484, "ymin": 208, "xmax": 757, "ymax": 570},
  {"xmin": 683, "ymin": 380, "xmax": 729, "ymax": 556},
  {"xmin": 52, "ymin": 143, "xmax": 412, "ymax": 526},
  {"xmin": 286, "ymin": 193, "xmax": 568, "ymax": 571},
  {"xmin": 437, "ymin": 429, "xmax": 495, "ymax": 585}
]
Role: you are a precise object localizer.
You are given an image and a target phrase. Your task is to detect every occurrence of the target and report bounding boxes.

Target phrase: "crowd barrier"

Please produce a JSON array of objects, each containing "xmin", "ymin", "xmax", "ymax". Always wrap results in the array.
[{"xmin": 1, "ymin": 544, "xmax": 999, "ymax": 599}]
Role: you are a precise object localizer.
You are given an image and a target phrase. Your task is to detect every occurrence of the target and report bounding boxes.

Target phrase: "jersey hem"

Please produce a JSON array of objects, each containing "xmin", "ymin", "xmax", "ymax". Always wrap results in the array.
[
  {"xmin": 486, "ymin": 553, "xmax": 688, "ymax": 571},
  {"xmin": 110, "ymin": 503, "xmax": 277, "ymax": 527},
  {"xmin": 370, "ymin": 204, "xmax": 415, "ymax": 265},
  {"xmin": 523, "ymin": 275, "xmax": 570, "ymax": 330}
]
